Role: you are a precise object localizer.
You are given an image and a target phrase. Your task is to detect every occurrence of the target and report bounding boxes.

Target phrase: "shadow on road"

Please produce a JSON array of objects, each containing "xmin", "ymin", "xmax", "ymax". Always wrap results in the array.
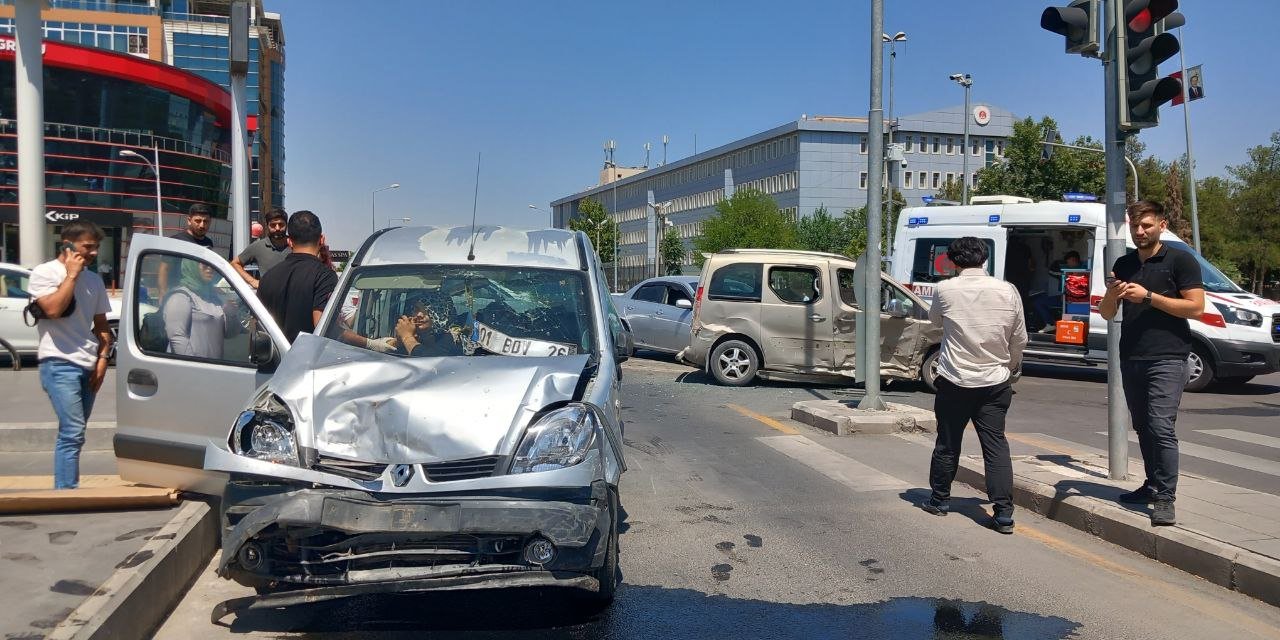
[
  {"xmin": 217, "ymin": 587, "xmax": 1081, "ymax": 638},
  {"xmin": 899, "ymin": 489, "xmax": 1006, "ymax": 532}
]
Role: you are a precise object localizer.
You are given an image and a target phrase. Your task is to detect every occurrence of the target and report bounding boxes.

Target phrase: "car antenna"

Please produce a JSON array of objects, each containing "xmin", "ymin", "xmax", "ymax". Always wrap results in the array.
[{"xmin": 467, "ymin": 151, "xmax": 481, "ymax": 261}]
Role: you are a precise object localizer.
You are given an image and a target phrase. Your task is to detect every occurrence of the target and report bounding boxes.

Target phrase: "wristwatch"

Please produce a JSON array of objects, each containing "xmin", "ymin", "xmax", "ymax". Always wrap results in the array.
[{"xmin": 1142, "ymin": 291, "xmax": 1153, "ymax": 305}]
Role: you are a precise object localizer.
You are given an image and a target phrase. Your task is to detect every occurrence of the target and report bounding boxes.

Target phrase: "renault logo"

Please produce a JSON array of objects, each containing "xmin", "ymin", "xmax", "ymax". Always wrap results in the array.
[{"xmin": 390, "ymin": 464, "xmax": 414, "ymax": 487}]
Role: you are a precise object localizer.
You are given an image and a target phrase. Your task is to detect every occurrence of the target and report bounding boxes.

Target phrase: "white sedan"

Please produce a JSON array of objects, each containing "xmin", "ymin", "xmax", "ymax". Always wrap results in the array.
[{"xmin": 0, "ymin": 262, "xmax": 128, "ymax": 367}]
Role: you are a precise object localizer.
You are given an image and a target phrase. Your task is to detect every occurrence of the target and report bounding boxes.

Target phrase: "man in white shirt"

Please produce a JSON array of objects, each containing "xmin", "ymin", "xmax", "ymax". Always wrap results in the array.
[
  {"xmin": 28, "ymin": 222, "xmax": 113, "ymax": 489},
  {"xmin": 920, "ymin": 237, "xmax": 1028, "ymax": 534}
]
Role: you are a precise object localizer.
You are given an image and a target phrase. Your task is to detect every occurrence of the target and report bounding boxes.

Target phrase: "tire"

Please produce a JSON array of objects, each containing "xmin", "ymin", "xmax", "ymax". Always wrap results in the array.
[
  {"xmin": 709, "ymin": 339, "xmax": 758, "ymax": 386},
  {"xmin": 582, "ymin": 486, "xmax": 619, "ymax": 609},
  {"xmin": 0, "ymin": 337, "xmax": 19, "ymax": 372},
  {"xmin": 920, "ymin": 347, "xmax": 941, "ymax": 394},
  {"xmin": 107, "ymin": 320, "xmax": 119, "ymax": 366},
  {"xmin": 1184, "ymin": 344, "xmax": 1215, "ymax": 393}
]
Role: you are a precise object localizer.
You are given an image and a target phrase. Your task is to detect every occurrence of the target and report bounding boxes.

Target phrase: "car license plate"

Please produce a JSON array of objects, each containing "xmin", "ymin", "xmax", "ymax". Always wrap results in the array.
[
  {"xmin": 473, "ymin": 321, "xmax": 577, "ymax": 357},
  {"xmin": 322, "ymin": 499, "xmax": 462, "ymax": 532}
]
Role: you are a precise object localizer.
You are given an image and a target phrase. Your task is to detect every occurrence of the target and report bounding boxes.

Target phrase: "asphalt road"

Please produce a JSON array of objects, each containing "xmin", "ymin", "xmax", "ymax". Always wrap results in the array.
[{"xmin": 152, "ymin": 360, "xmax": 1280, "ymax": 639}]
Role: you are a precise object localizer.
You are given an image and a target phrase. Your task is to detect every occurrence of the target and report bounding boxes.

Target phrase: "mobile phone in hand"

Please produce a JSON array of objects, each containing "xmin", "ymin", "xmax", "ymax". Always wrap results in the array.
[{"xmin": 1105, "ymin": 276, "xmax": 1120, "ymax": 288}]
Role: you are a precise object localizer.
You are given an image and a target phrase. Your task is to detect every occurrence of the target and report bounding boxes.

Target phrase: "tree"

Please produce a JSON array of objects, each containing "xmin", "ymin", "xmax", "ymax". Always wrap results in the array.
[
  {"xmin": 936, "ymin": 177, "xmax": 964, "ymax": 203},
  {"xmin": 795, "ymin": 205, "xmax": 852, "ymax": 254},
  {"xmin": 692, "ymin": 187, "xmax": 798, "ymax": 266},
  {"xmin": 1227, "ymin": 131, "xmax": 1280, "ymax": 292},
  {"xmin": 1163, "ymin": 161, "xmax": 1192, "ymax": 242},
  {"xmin": 660, "ymin": 227, "xmax": 687, "ymax": 275},
  {"xmin": 568, "ymin": 199, "xmax": 617, "ymax": 264},
  {"xmin": 970, "ymin": 116, "xmax": 1106, "ymax": 201}
]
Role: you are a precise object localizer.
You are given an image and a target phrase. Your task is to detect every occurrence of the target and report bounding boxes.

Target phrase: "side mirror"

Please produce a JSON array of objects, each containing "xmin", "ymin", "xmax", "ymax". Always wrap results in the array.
[
  {"xmin": 614, "ymin": 319, "xmax": 634, "ymax": 363},
  {"xmin": 675, "ymin": 298, "xmax": 693, "ymax": 309},
  {"xmin": 250, "ymin": 331, "xmax": 279, "ymax": 372}
]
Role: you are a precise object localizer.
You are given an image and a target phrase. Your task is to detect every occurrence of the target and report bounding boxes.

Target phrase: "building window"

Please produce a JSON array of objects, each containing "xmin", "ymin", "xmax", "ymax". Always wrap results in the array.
[
  {"xmin": 997, "ymin": 141, "xmax": 1005, "ymax": 156},
  {"xmin": 859, "ymin": 136, "xmax": 867, "ymax": 154},
  {"xmin": 946, "ymin": 172, "xmax": 955, "ymax": 186},
  {"xmin": 903, "ymin": 171, "xmax": 913, "ymax": 189},
  {"xmin": 947, "ymin": 138, "xmax": 955, "ymax": 154},
  {"xmin": 904, "ymin": 135, "xmax": 914, "ymax": 153},
  {"xmin": 932, "ymin": 137, "xmax": 941, "ymax": 154},
  {"xmin": 918, "ymin": 171, "xmax": 927, "ymax": 187},
  {"xmin": 860, "ymin": 172, "xmax": 868, "ymax": 189},
  {"xmin": 971, "ymin": 138, "xmax": 981, "ymax": 155},
  {"xmin": 932, "ymin": 172, "xmax": 941, "ymax": 189}
]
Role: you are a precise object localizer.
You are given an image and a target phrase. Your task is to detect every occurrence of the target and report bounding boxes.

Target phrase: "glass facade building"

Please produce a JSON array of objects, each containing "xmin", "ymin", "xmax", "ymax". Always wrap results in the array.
[{"xmin": 0, "ymin": 36, "xmax": 231, "ymax": 282}]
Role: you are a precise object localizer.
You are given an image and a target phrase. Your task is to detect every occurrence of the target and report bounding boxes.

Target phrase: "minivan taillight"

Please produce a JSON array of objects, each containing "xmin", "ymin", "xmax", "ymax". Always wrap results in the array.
[{"xmin": 692, "ymin": 285, "xmax": 704, "ymax": 332}]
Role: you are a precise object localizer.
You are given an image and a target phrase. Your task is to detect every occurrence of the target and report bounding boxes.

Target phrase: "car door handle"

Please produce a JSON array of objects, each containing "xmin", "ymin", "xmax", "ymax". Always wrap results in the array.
[
  {"xmin": 126, "ymin": 369, "xmax": 158, "ymax": 396},
  {"xmin": 809, "ymin": 315, "xmax": 827, "ymax": 322}
]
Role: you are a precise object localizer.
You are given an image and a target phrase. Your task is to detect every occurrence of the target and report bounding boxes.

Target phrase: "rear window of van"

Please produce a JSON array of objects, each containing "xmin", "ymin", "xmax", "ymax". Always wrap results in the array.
[{"xmin": 708, "ymin": 263, "xmax": 763, "ymax": 302}]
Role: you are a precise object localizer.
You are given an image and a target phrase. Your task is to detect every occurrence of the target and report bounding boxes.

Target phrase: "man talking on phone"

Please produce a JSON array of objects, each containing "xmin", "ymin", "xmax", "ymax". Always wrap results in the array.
[
  {"xmin": 1100, "ymin": 200, "xmax": 1205, "ymax": 526},
  {"xmin": 27, "ymin": 222, "xmax": 113, "ymax": 489}
]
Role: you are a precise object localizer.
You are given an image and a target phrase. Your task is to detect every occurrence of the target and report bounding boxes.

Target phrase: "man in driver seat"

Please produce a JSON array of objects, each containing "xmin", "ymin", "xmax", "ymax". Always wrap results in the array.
[{"xmin": 393, "ymin": 291, "xmax": 463, "ymax": 357}]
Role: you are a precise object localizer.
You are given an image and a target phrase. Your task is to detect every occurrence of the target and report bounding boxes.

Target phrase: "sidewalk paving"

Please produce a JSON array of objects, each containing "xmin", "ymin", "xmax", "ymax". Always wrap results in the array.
[{"xmin": 897, "ymin": 431, "xmax": 1280, "ymax": 607}]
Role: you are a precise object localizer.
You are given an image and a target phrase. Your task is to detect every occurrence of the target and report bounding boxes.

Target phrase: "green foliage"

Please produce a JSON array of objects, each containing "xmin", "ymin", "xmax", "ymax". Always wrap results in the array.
[
  {"xmin": 692, "ymin": 188, "xmax": 798, "ymax": 266},
  {"xmin": 1226, "ymin": 131, "xmax": 1280, "ymax": 292},
  {"xmin": 795, "ymin": 206, "xmax": 852, "ymax": 255},
  {"xmin": 660, "ymin": 227, "xmax": 687, "ymax": 275},
  {"xmin": 568, "ymin": 199, "xmax": 617, "ymax": 264},
  {"xmin": 970, "ymin": 116, "xmax": 1105, "ymax": 201}
]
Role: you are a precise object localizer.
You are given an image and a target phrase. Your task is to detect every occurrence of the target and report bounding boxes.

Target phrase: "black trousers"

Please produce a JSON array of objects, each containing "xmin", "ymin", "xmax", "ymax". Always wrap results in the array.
[{"xmin": 929, "ymin": 377, "xmax": 1015, "ymax": 517}]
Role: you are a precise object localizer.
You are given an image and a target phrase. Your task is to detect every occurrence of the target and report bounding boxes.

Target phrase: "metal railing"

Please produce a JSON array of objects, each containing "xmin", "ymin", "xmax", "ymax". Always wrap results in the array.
[
  {"xmin": 0, "ymin": 119, "xmax": 230, "ymax": 164},
  {"xmin": 161, "ymin": 11, "xmax": 230, "ymax": 25},
  {"xmin": 0, "ymin": 0, "xmax": 159, "ymax": 15}
]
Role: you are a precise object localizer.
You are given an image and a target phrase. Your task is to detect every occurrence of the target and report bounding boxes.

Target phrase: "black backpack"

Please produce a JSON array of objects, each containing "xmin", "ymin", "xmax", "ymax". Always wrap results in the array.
[{"xmin": 139, "ymin": 290, "xmax": 192, "ymax": 353}]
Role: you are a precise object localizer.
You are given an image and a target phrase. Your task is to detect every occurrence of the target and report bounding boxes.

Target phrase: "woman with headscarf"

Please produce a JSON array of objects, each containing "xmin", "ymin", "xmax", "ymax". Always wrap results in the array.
[{"xmin": 163, "ymin": 260, "xmax": 240, "ymax": 358}]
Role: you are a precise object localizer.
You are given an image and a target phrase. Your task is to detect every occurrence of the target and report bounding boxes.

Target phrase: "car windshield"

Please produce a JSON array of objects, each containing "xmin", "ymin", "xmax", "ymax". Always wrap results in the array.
[
  {"xmin": 326, "ymin": 265, "xmax": 596, "ymax": 358},
  {"xmin": 1164, "ymin": 241, "xmax": 1244, "ymax": 294}
]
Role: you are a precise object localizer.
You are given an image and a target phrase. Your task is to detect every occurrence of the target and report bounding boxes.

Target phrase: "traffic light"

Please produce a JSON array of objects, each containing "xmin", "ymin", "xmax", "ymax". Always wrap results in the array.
[
  {"xmin": 1041, "ymin": 0, "xmax": 1100, "ymax": 57},
  {"xmin": 1120, "ymin": 0, "xmax": 1182, "ymax": 130}
]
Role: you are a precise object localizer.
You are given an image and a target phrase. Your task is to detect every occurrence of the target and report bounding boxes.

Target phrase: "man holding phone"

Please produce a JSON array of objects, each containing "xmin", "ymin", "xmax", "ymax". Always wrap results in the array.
[
  {"xmin": 28, "ymin": 222, "xmax": 113, "ymax": 489},
  {"xmin": 1099, "ymin": 200, "xmax": 1205, "ymax": 526}
]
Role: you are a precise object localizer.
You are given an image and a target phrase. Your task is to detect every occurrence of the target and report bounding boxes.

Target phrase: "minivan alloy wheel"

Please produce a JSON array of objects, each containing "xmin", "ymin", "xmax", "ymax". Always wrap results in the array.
[{"xmin": 719, "ymin": 347, "xmax": 751, "ymax": 380}]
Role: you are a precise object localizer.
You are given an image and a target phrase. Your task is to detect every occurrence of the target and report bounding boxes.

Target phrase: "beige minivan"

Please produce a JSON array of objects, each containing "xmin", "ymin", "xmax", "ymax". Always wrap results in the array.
[{"xmin": 676, "ymin": 249, "xmax": 941, "ymax": 389}]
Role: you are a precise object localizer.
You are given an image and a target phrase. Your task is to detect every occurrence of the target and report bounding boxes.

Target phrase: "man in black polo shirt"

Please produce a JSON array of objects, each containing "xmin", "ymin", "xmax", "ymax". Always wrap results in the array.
[
  {"xmin": 158, "ymin": 203, "xmax": 217, "ymax": 293},
  {"xmin": 257, "ymin": 210, "xmax": 338, "ymax": 342},
  {"xmin": 1100, "ymin": 200, "xmax": 1205, "ymax": 526}
]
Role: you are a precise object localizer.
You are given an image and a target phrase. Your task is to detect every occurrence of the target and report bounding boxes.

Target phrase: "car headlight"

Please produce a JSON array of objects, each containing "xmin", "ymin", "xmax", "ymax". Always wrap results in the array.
[
  {"xmin": 230, "ymin": 394, "xmax": 299, "ymax": 466},
  {"xmin": 509, "ymin": 404, "xmax": 599, "ymax": 474},
  {"xmin": 1212, "ymin": 302, "xmax": 1264, "ymax": 327}
]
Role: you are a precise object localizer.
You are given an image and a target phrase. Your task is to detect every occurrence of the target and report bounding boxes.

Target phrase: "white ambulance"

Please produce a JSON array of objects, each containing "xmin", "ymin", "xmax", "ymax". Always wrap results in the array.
[{"xmin": 890, "ymin": 196, "xmax": 1280, "ymax": 391}]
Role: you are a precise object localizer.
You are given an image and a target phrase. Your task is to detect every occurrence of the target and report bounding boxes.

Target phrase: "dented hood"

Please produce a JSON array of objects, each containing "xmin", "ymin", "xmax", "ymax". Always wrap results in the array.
[{"xmin": 265, "ymin": 334, "xmax": 591, "ymax": 464}]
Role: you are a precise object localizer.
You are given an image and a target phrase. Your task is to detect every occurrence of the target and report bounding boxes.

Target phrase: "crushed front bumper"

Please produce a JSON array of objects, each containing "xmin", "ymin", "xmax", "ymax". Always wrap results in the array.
[{"xmin": 217, "ymin": 479, "xmax": 612, "ymax": 594}]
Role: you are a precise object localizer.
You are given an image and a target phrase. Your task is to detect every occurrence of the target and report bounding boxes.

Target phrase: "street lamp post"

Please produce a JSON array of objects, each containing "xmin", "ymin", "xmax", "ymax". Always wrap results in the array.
[
  {"xmin": 949, "ymin": 73, "xmax": 972, "ymax": 205},
  {"xmin": 528, "ymin": 204, "xmax": 551, "ymax": 228},
  {"xmin": 370, "ymin": 183, "xmax": 400, "ymax": 235},
  {"xmin": 119, "ymin": 144, "xmax": 163, "ymax": 235},
  {"xmin": 882, "ymin": 32, "xmax": 906, "ymax": 257}
]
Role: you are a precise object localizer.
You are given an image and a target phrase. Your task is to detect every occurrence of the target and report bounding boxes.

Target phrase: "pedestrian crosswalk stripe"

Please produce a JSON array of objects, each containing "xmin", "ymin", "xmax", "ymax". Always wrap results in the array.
[
  {"xmin": 1096, "ymin": 432, "xmax": 1280, "ymax": 478},
  {"xmin": 1200, "ymin": 429, "xmax": 1280, "ymax": 450},
  {"xmin": 756, "ymin": 435, "xmax": 911, "ymax": 492}
]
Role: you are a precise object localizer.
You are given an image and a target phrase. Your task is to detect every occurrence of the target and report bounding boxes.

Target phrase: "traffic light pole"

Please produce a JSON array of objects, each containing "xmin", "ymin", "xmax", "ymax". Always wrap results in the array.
[
  {"xmin": 1103, "ymin": 0, "xmax": 1131, "ymax": 481},
  {"xmin": 857, "ymin": 0, "xmax": 886, "ymax": 411}
]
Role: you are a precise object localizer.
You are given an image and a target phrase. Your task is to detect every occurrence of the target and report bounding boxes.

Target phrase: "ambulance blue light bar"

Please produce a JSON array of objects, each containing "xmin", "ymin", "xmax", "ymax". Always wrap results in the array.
[
  {"xmin": 988, "ymin": 214, "xmax": 1001, "ymax": 224},
  {"xmin": 908, "ymin": 217, "xmax": 929, "ymax": 225},
  {"xmin": 1068, "ymin": 214, "xmax": 1082, "ymax": 223},
  {"xmin": 1062, "ymin": 192, "xmax": 1099, "ymax": 202}
]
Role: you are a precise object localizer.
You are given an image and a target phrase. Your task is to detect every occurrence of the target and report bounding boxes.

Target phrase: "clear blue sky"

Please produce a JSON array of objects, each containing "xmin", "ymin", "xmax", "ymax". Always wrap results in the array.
[{"xmin": 269, "ymin": 0, "xmax": 1278, "ymax": 251}]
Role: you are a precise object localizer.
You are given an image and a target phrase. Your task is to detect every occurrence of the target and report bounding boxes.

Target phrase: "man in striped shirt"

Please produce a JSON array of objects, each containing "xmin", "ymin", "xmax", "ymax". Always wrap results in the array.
[{"xmin": 920, "ymin": 236, "xmax": 1028, "ymax": 534}]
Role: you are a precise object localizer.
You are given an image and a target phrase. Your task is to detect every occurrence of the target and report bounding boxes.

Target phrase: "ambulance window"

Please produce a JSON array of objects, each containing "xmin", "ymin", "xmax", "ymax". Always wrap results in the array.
[{"xmin": 911, "ymin": 238, "xmax": 995, "ymax": 283}]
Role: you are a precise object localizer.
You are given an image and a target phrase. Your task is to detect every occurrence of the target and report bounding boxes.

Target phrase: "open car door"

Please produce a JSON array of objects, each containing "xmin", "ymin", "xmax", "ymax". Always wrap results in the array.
[{"xmin": 114, "ymin": 235, "xmax": 289, "ymax": 495}]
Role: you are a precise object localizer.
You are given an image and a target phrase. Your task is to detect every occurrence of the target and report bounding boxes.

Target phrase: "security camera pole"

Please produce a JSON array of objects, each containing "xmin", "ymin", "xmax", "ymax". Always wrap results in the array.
[{"xmin": 858, "ymin": 0, "xmax": 887, "ymax": 411}]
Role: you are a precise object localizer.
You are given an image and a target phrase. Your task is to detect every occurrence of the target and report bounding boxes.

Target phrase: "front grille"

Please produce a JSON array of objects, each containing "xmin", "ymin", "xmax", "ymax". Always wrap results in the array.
[
  {"xmin": 313, "ymin": 456, "xmax": 386, "ymax": 482},
  {"xmin": 425, "ymin": 455, "xmax": 502, "ymax": 482},
  {"xmin": 1273, "ymin": 314, "xmax": 1280, "ymax": 343}
]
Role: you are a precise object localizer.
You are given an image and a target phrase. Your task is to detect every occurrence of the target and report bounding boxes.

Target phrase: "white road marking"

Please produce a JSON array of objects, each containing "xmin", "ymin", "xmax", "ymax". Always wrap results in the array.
[
  {"xmin": 1201, "ymin": 429, "xmax": 1280, "ymax": 450},
  {"xmin": 756, "ymin": 435, "xmax": 911, "ymax": 492},
  {"xmin": 1097, "ymin": 432, "xmax": 1280, "ymax": 478}
]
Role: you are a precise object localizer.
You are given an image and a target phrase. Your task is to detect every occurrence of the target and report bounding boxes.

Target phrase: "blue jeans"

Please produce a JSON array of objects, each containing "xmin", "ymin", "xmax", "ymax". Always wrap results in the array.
[
  {"xmin": 1120, "ymin": 358, "xmax": 1189, "ymax": 502},
  {"xmin": 1031, "ymin": 293, "xmax": 1061, "ymax": 327},
  {"xmin": 39, "ymin": 358, "xmax": 97, "ymax": 489}
]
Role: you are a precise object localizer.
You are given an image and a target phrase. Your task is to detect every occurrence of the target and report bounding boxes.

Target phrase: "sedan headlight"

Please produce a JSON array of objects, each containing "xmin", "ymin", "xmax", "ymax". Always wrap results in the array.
[
  {"xmin": 1212, "ymin": 302, "xmax": 1264, "ymax": 327},
  {"xmin": 230, "ymin": 394, "xmax": 299, "ymax": 466},
  {"xmin": 510, "ymin": 404, "xmax": 599, "ymax": 474}
]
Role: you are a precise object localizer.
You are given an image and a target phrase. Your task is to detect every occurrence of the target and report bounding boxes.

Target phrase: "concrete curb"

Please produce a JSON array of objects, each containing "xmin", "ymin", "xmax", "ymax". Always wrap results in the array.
[
  {"xmin": 954, "ymin": 460, "xmax": 1280, "ymax": 607},
  {"xmin": 48, "ymin": 499, "xmax": 219, "ymax": 640},
  {"xmin": 0, "ymin": 422, "xmax": 115, "ymax": 452},
  {"xmin": 791, "ymin": 400, "xmax": 936, "ymax": 436}
]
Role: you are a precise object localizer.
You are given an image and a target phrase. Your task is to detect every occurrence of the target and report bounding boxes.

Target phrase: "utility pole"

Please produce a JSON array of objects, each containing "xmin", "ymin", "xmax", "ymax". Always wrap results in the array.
[
  {"xmin": 15, "ymin": 0, "xmax": 46, "ymax": 267},
  {"xmin": 1101, "ymin": 0, "xmax": 1131, "ymax": 480},
  {"xmin": 1176, "ymin": 25, "xmax": 1200, "ymax": 252},
  {"xmin": 229, "ymin": 1, "xmax": 251, "ymax": 256},
  {"xmin": 857, "ymin": 0, "xmax": 887, "ymax": 411}
]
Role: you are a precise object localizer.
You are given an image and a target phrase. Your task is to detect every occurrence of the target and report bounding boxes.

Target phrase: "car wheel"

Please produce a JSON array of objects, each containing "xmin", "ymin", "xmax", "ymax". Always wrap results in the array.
[
  {"xmin": 107, "ymin": 320, "xmax": 119, "ymax": 366},
  {"xmin": 0, "ymin": 337, "xmax": 19, "ymax": 372},
  {"xmin": 1184, "ymin": 345, "xmax": 1215, "ymax": 393},
  {"xmin": 921, "ymin": 347, "xmax": 941, "ymax": 394},
  {"xmin": 582, "ymin": 486, "xmax": 619, "ymax": 609},
  {"xmin": 709, "ymin": 340, "xmax": 758, "ymax": 386}
]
